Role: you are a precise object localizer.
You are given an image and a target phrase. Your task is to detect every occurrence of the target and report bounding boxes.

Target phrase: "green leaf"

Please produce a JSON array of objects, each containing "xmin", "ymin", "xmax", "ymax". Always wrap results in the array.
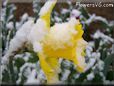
[
  {"xmin": 103, "ymin": 54, "xmax": 114, "ymax": 76},
  {"xmin": 80, "ymin": 7, "xmax": 89, "ymax": 19},
  {"xmin": 75, "ymin": 69, "xmax": 91, "ymax": 83},
  {"xmin": 2, "ymin": 69, "xmax": 10, "ymax": 83},
  {"xmin": 14, "ymin": 58, "xmax": 25, "ymax": 71},
  {"xmin": 28, "ymin": 51, "xmax": 38, "ymax": 63},
  {"xmin": 94, "ymin": 38, "xmax": 100, "ymax": 50},
  {"xmin": 106, "ymin": 71, "xmax": 114, "ymax": 81},
  {"xmin": 98, "ymin": 20, "xmax": 113, "ymax": 31},
  {"xmin": 91, "ymin": 73, "xmax": 103, "ymax": 83},
  {"xmin": 8, "ymin": 58, "xmax": 17, "ymax": 83}
]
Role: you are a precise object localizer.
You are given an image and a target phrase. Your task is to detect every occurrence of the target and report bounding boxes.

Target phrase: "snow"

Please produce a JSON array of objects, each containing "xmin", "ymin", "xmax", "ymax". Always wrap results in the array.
[
  {"xmin": 61, "ymin": 69, "xmax": 71, "ymax": 81},
  {"xmin": 6, "ymin": 22, "xmax": 13, "ymax": 29},
  {"xmin": 85, "ymin": 14, "xmax": 95, "ymax": 25},
  {"xmin": 39, "ymin": 0, "xmax": 57, "ymax": 16},
  {"xmin": 97, "ymin": 60, "xmax": 104, "ymax": 71},
  {"xmin": 25, "ymin": 69, "xmax": 40, "ymax": 84},
  {"xmin": 69, "ymin": 17, "xmax": 80, "ymax": 27},
  {"xmin": 8, "ymin": 15, "xmax": 14, "ymax": 21},
  {"xmin": 93, "ymin": 30, "xmax": 114, "ymax": 43},
  {"xmin": 17, "ymin": 62, "xmax": 45, "ymax": 84},
  {"xmin": 2, "ymin": 20, "xmax": 34, "ymax": 65},
  {"xmin": 0, "ymin": 65, "xmax": 7, "ymax": 81},
  {"xmin": 85, "ymin": 58, "xmax": 96, "ymax": 71},
  {"xmin": 16, "ymin": 22, "xmax": 21, "ymax": 29},
  {"xmin": 85, "ymin": 14, "xmax": 108, "ymax": 25},
  {"xmin": 28, "ymin": 19, "xmax": 48, "ymax": 52},
  {"xmin": 112, "ymin": 44, "xmax": 114, "ymax": 53},
  {"xmin": 67, "ymin": 0, "xmax": 72, "ymax": 5},
  {"xmin": 88, "ymin": 52, "xmax": 104, "ymax": 72},
  {"xmin": 70, "ymin": 9, "xmax": 81, "ymax": 18},
  {"xmin": 16, "ymin": 63, "xmax": 36, "ymax": 84},
  {"xmin": 63, "ymin": 60, "xmax": 71, "ymax": 68},
  {"xmin": 28, "ymin": 19, "xmax": 48, "ymax": 43},
  {"xmin": 3, "ymin": 0, "xmax": 8, "ymax": 6},
  {"xmin": 61, "ymin": 8, "xmax": 69, "ymax": 14},
  {"xmin": 8, "ymin": 19, "xmax": 33, "ymax": 52},
  {"xmin": 33, "ymin": 0, "xmax": 39, "ymax": 13},
  {"xmin": 93, "ymin": 30, "xmax": 101, "ymax": 39},
  {"xmin": 14, "ymin": 52, "xmax": 31, "ymax": 62},
  {"xmin": 94, "ymin": 16, "xmax": 108, "ymax": 24},
  {"xmin": 1, "ymin": 14, "xmax": 4, "ymax": 22},
  {"xmin": 109, "ymin": 21, "xmax": 114, "ymax": 26},
  {"xmin": 87, "ymin": 72, "xmax": 94, "ymax": 81},
  {"xmin": 1, "ymin": 54, "xmax": 10, "ymax": 65},
  {"xmin": 36, "ymin": 61, "xmax": 46, "ymax": 81},
  {"xmin": 37, "ymin": 70, "xmax": 46, "ymax": 82},
  {"xmin": 21, "ymin": 13, "xmax": 29, "ymax": 21},
  {"xmin": 54, "ymin": 16, "xmax": 62, "ymax": 22},
  {"xmin": 33, "ymin": 42, "xmax": 42, "ymax": 52},
  {"xmin": 74, "ymin": 74, "xmax": 80, "ymax": 79},
  {"xmin": 99, "ymin": 72, "xmax": 106, "ymax": 82},
  {"xmin": 86, "ymin": 43, "xmax": 94, "ymax": 58},
  {"xmin": 95, "ymin": 52, "xmax": 100, "ymax": 58},
  {"xmin": 45, "ymin": 18, "xmax": 78, "ymax": 50},
  {"xmin": 59, "ymin": 58, "xmax": 63, "ymax": 64}
]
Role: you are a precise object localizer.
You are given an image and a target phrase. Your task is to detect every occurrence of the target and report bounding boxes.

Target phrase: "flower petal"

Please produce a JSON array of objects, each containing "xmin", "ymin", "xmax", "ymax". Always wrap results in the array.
[
  {"xmin": 73, "ymin": 38, "xmax": 88, "ymax": 72},
  {"xmin": 38, "ymin": 52, "xmax": 60, "ymax": 84}
]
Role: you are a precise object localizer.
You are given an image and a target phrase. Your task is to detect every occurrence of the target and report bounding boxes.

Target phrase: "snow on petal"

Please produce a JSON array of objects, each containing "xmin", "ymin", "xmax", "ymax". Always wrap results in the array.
[{"xmin": 39, "ymin": 0, "xmax": 57, "ymax": 16}]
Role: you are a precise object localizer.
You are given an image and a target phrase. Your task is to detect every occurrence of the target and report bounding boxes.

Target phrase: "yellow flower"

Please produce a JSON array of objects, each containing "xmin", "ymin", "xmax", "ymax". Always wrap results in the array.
[
  {"xmin": 38, "ymin": 18, "xmax": 87, "ymax": 83},
  {"xmin": 35, "ymin": 0, "xmax": 88, "ymax": 84}
]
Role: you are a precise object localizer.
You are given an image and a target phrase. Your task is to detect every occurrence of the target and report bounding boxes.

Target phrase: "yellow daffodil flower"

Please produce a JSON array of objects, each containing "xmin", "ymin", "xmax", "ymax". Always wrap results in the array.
[{"xmin": 33, "ymin": 0, "xmax": 88, "ymax": 84}]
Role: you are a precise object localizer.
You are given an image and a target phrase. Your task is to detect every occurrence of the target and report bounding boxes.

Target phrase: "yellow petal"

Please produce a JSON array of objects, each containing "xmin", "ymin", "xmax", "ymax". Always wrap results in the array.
[
  {"xmin": 38, "ymin": 52, "xmax": 53, "ymax": 73},
  {"xmin": 46, "ymin": 57, "xmax": 60, "ymax": 84},
  {"xmin": 39, "ymin": 0, "xmax": 57, "ymax": 28},
  {"xmin": 72, "ymin": 38, "xmax": 88, "ymax": 72},
  {"xmin": 75, "ymin": 21, "xmax": 84, "ymax": 39},
  {"xmin": 38, "ymin": 52, "xmax": 60, "ymax": 84},
  {"xmin": 46, "ymin": 57, "xmax": 61, "ymax": 73}
]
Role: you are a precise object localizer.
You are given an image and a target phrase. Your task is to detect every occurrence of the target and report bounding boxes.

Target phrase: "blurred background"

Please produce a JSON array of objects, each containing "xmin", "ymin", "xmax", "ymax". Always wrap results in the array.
[{"xmin": 1, "ymin": 0, "xmax": 114, "ymax": 85}]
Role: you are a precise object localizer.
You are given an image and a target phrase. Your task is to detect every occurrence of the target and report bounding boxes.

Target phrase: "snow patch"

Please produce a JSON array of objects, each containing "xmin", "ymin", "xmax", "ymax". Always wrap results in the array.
[
  {"xmin": 85, "ymin": 14, "xmax": 108, "ymax": 25},
  {"xmin": 16, "ymin": 63, "xmax": 36, "ymax": 84},
  {"xmin": 25, "ymin": 69, "xmax": 40, "ymax": 84},
  {"xmin": 85, "ymin": 58, "xmax": 96, "ymax": 71},
  {"xmin": 6, "ymin": 22, "xmax": 14, "ymax": 29},
  {"xmin": 33, "ymin": 42, "xmax": 42, "ymax": 52},
  {"xmin": 93, "ymin": 30, "xmax": 114, "ymax": 43},
  {"xmin": 21, "ymin": 13, "xmax": 29, "ymax": 21},
  {"xmin": 54, "ymin": 16, "xmax": 62, "ymax": 22},
  {"xmin": 61, "ymin": 69, "xmax": 71, "ymax": 81},
  {"xmin": 14, "ymin": 52, "xmax": 31, "ymax": 62},
  {"xmin": 61, "ymin": 8, "xmax": 69, "ymax": 14},
  {"xmin": 85, "ymin": 14, "xmax": 95, "ymax": 25},
  {"xmin": 71, "ymin": 9, "xmax": 81, "ymax": 18},
  {"xmin": 87, "ymin": 72, "xmax": 94, "ymax": 81},
  {"xmin": 2, "ymin": 20, "xmax": 34, "ymax": 65}
]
